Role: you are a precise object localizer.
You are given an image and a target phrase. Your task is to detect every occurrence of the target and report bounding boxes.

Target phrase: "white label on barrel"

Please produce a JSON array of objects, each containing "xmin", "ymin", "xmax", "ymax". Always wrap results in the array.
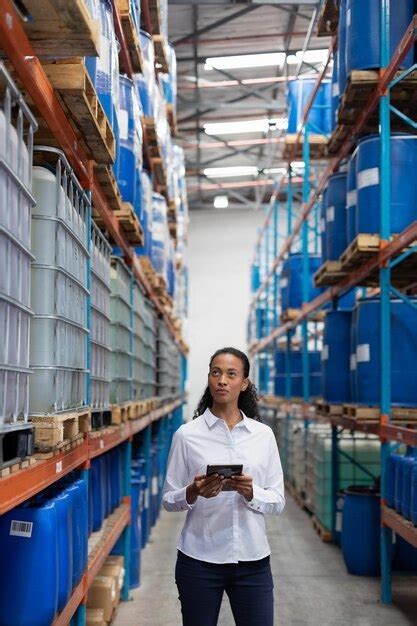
[
  {"xmin": 10, "ymin": 520, "xmax": 33, "ymax": 538},
  {"xmin": 321, "ymin": 218, "xmax": 326, "ymax": 233},
  {"xmin": 100, "ymin": 440, "xmax": 104, "ymax": 449},
  {"xmin": 152, "ymin": 476, "xmax": 159, "ymax": 495},
  {"xmin": 119, "ymin": 109, "xmax": 129, "ymax": 141},
  {"xmin": 321, "ymin": 345, "xmax": 329, "ymax": 361},
  {"xmin": 145, "ymin": 488, "xmax": 150, "ymax": 508},
  {"xmin": 347, "ymin": 8, "xmax": 351, "ymax": 27},
  {"xmin": 326, "ymin": 206, "xmax": 335, "ymax": 223},
  {"xmin": 56, "ymin": 461, "xmax": 63, "ymax": 474},
  {"xmin": 357, "ymin": 167, "xmax": 379, "ymax": 190},
  {"xmin": 350, "ymin": 354, "xmax": 357, "ymax": 370},
  {"xmin": 357, "ymin": 343, "xmax": 371, "ymax": 363},
  {"xmin": 335, "ymin": 511, "xmax": 342, "ymax": 532},
  {"xmin": 347, "ymin": 190, "xmax": 357, "ymax": 208},
  {"xmin": 279, "ymin": 278, "xmax": 288, "ymax": 288},
  {"xmin": 332, "ymin": 83, "xmax": 339, "ymax": 97}
]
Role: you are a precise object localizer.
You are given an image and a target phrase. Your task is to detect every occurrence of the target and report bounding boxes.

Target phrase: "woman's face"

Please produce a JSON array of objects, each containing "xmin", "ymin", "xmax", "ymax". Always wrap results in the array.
[{"xmin": 208, "ymin": 353, "xmax": 249, "ymax": 406}]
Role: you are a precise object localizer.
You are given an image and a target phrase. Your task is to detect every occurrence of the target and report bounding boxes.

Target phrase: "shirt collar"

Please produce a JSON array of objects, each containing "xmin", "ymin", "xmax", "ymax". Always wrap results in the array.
[{"xmin": 204, "ymin": 408, "xmax": 253, "ymax": 432}]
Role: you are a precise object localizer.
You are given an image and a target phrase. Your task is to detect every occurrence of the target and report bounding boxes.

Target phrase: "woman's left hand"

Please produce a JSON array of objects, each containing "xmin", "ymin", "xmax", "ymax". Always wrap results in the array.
[{"xmin": 230, "ymin": 474, "xmax": 254, "ymax": 501}]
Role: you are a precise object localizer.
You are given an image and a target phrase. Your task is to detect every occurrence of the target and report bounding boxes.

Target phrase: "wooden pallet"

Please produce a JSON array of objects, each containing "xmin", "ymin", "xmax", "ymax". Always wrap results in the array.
[
  {"xmin": 116, "ymin": 0, "xmax": 143, "ymax": 73},
  {"xmin": 314, "ymin": 261, "xmax": 346, "ymax": 287},
  {"xmin": 343, "ymin": 404, "xmax": 380, "ymax": 421},
  {"xmin": 166, "ymin": 104, "xmax": 178, "ymax": 136},
  {"xmin": 315, "ymin": 399, "xmax": 343, "ymax": 417},
  {"xmin": 283, "ymin": 134, "xmax": 328, "ymax": 161},
  {"xmin": 41, "ymin": 59, "xmax": 115, "ymax": 164},
  {"xmin": 93, "ymin": 164, "xmax": 124, "ymax": 213},
  {"xmin": 312, "ymin": 516, "xmax": 332, "ymax": 542},
  {"xmin": 34, "ymin": 433, "xmax": 85, "ymax": 460},
  {"xmin": 111, "ymin": 402, "xmax": 131, "ymax": 425},
  {"xmin": 30, "ymin": 409, "xmax": 91, "ymax": 451},
  {"xmin": 139, "ymin": 256, "xmax": 167, "ymax": 294},
  {"xmin": 281, "ymin": 308, "xmax": 326, "ymax": 323},
  {"xmin": 10, "ymin": 0, "xmax": 99, "ymax": 57},
  {"xmin": 0, "ymin": 456, "xmax": 37, "ymax": 479},
  {"xmin": 391, "ymin": 407, "xmax": 417, "ymax": 422},
  {"xmin": 114, "ymin": 203, "xmax": 144, "ymax": 245},
  {"xmin": 317, "ymin": 0, "xmax": 339, "ymax": 37},
  {"xmin": 340, "ymin": 234, "xmax": 417, "ymax": 287},
  {"xmin": 91, "ymin": 409, "xmax": 112, "ymax": 431},
  {"xmin": 143, "ymin": 118, "xmax": 168, "ymax": 191},
  {"xmin": 329, "ymin": 69, "xmax": 417, "ymax": 154}
]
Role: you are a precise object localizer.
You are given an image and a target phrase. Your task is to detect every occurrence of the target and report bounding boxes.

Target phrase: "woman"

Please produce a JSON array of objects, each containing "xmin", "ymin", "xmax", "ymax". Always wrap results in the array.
[{"xmin": 162, "ymin": 347, "xmax": 285, "ymax": 626}]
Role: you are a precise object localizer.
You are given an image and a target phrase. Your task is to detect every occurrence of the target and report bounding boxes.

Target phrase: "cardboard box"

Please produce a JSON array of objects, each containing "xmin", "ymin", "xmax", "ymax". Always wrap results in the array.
[
  {"xmin": 99, "ymin": 563, "xmax": 124, "ymax": 607},
  {"xmin": 87, "ymin": 575, "xmax": 116, "ymax": 622},
  {"xmin": 86, "ymin": 607, "xmax": 106, "ymax": 626}
]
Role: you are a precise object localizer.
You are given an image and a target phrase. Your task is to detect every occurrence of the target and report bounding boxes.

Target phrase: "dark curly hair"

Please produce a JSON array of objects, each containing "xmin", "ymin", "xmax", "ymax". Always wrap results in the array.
[{"xmin": 193, "ymin": 347, "xmax": 261, "ymax": 421}]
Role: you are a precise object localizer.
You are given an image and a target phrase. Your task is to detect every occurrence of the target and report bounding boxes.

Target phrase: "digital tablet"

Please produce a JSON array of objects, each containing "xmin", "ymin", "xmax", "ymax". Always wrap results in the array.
[{"xmin": 206, "ymin": 465, "xmax": 243, "ymax": 491}]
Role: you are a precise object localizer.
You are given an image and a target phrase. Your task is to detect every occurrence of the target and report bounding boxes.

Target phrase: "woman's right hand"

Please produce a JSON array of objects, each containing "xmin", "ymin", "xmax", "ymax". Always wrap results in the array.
[{"xmin": 186, "ymin": 473, "xmax": 224, "ymax": 505}]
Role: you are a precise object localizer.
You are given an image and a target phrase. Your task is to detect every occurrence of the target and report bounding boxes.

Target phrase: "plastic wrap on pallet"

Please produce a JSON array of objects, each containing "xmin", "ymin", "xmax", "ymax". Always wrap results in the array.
[
  {"xmin": 91, "ymin": 222, "xmax": 112, "ymax": 409},
  {"xmin": 158, "ymin": 0, "xmax": 169, "ymax": 40},
  {"xmin": 137, "ymin": 31, "xmax": 156, "ymax": 117},
  {"xmin": 151, "ymin": 193, "xmax": 169, "ymax": 282},
  {"xmin": 136, "ymin": 170, "xmax": 153, "ymax": 257},
  {"xmin": 0, "ymin": 64, "xmax": 37, "ymax": 425},
  {"xmin": 160, "ymin": 43, "xmax": 177, "ymax": 111},
  {"xmin": 30, "ymin": 148, "xmax": 90, "ymax": 414}
]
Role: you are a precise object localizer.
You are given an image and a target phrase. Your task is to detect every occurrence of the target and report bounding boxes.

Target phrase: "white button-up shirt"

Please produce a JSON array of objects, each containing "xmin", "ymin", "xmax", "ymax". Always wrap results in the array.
[{"xmin": 162, "ymin": 408, "xmax": 285, "ymax": 564}]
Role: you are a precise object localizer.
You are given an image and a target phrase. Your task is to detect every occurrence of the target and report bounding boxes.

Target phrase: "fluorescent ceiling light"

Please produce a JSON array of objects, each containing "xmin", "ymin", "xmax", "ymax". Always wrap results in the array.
[
  {"xmin": 287, "ymin": 49, "xmax": 329, "ymax": 65},
  {"xmin": 205, "ymin": 52, "xmax": 286, "ymax": 71},
  {"xmin": 204, "ymin": 166, "xmax": 258, "ymax": 178},
  {"xmin": 214, "ymin": 195, "xmax": 229, "ymax": 209},
  {"xmin": 204, "ymin": 117, "xmax": 288, "ymax": 136}
]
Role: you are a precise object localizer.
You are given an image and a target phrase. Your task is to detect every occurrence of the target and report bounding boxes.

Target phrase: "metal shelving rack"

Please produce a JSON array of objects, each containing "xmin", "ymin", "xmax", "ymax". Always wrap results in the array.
[
  {"xmin": 0, "ymin": 1, "xmax": 187, "ymax": 623},
  {"xmin": 249, "ymin": 6, "xmax": 417, "ymax": 606}
]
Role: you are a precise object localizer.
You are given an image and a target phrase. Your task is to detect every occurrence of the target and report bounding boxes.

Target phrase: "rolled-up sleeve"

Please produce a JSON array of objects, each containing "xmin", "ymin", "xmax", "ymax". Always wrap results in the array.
[
  {"xmin": 245, "ymin": 430, "xmax": 285, "ymax": 516},
  {"xmin": 162, "ymin": 427, "xmax": 194, "ymax": 512}
]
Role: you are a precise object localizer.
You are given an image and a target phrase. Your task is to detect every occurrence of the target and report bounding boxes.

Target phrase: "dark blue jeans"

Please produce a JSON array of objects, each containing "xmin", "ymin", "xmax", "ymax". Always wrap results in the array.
[{"xmin": 175, "ymin": 550, "xmax": 274, "ymax": 626}]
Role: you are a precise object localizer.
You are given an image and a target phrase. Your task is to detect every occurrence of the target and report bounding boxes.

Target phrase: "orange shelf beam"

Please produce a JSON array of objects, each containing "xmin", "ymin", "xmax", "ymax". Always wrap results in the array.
[
  {"xmin": 380, "ymin": 424, "xmax": 417, "ymax": 447},
  {"xmin": 89, "ymin": 423, "xmax": 131, "ymax": 459},
  {"xmin": 0, "ymin": 438, "xmax": 89, "ymax": 515},
  {"xmin": 381, "ymin": 505, "xmax": 417, "ymax": 549},
  {"xmin": 52, "ymin": 574, "xmax": 88, "ymax": 626}
]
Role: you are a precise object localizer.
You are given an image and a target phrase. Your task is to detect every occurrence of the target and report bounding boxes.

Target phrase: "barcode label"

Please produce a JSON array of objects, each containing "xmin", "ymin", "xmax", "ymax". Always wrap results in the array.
[{"xmin": 10, "ymin": 520, "xmax": 33, "ymax": 538}]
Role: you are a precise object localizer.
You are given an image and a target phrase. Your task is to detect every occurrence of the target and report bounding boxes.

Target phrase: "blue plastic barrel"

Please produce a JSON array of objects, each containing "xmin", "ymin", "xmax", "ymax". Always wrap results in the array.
[
  {"xmin": 287, "ymin": 80, "xmax": 323, "ymax": 134},
  {"xmin": 341, "ymin": 486, "xmax": 380, "ymax": 576},
  {"xmin": 85, "ymin": 0, "xmax": 114, "ymax": 127},
  {"xmin": 346, "ymin": 148, "xmax": 357, "ymax": 246},
  {"xmin": 64, "ymin": 479, "xmax": 88, "ymax": 586},
  {"xmin": 321, "ymin": 81, "xmax": 332, "ymax": 135},
  {"xmin": 251, "ymin": 263, "xmax": 260, "ymax": 292},
  {"xmin": 0, "ymin": 501, "xmax": 58, "ymax": 625},
  {"xmin": 402, "ymin": 450, "xmax": 417, "ymax": 520},
  {"xmin": 320, "ymin": 187, "xmax": 328, "ymax": 264},
  {"xmin": 151, "ymin": 193, "xmax": 168, "ymax": 278},
  {"xmin": 356, "ymin": 134, "xmax": 417, "ymax": 236},
  {"xmin": 48, "ymin": 491, "xmax": 73, "ymax": 611},
  {"xmin": 386, "ymin": 453, "xmax": 400, "ymax": 509},
  {"xmin": 331, "ymin": 52, "xmax": 339, "ymax": 129},
  {"xmin": 281, "ymin": 253, "xmax": 322, "ymax": 310},
  {"xmin": 280, "ymin": 349, "xmax": 321, "ymax": 399},
  {"xmin": 393, "ymin": 536, "xmax": 417, "ymax": 572},
  {"xmin": 322, "ymin": 310, "xmax": 352, "ymax": 403},
  {"xmin": 350, "ymin": 305, "xmax": 357, "ymax": 402},
  {"xmin": 151, "ymin": 445, "xmax": 160, "ymax": 526},
  {"xmin": 335, "ymin": 491, "xmax": 345, "ymax": 547},
  {"xmin": 117, "ymin": 76, "xmax": 137, "ymax": 204},
  {"xmin": 338, "ymin": 0, "xmax": 347, "ymax": 96},
  {"xmin": 395, "ymin": 456, "xmax": 406, "ymax": 515},
  {"xmin": 136, "ymin": 170, "xmax": 153, "ymax": 257},
  {"xmin": 90, "ymin": 457, "xmax": 106, "ymax": 531},
  {"xmin": 110, "ymin": 447, "xmax": 123, "ymax": 512},
  {"xmin": 354, "ymin": 298, "xmax": 417, "ymax": 406},
  {"xmin": 411, "ymin": 464, "xmax": 417, "ymax": 526},
  {"xmin": 346, "ymin": 0, "xmax": 414, "ymax": 74},
  {"xmin": 326, "ymin": 172, "xmax": 347, "ymax": 260},
  {"xmin": 130, "ymin": 478, "xmax": 141, "ymax": 588}
]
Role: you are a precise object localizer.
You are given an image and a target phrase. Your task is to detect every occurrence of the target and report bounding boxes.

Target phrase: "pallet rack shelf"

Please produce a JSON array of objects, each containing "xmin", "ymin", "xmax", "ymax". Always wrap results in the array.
[
  {"xmin": 0, "ymin": 398, "xmax": 184, "ymax": 517},
  {"xmin": 0, "ymin": 0, "xmax": 187, "ymax": 356},
  {"xmin": 248, "ymin": 8, "xmax": 417, "ymax": 607}
]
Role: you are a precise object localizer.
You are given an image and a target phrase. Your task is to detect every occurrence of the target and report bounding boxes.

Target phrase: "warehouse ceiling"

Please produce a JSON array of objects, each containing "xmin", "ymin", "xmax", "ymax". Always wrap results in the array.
[{"xmin": 168, "ymin": 0, "xmax": 331, "ymax": 210}]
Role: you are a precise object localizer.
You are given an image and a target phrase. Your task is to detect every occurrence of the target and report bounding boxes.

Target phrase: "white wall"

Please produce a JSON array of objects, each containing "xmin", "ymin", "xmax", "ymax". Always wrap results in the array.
[{"xmin": 186, "ymin": 209, "xmax": 265, "ymax": 419}]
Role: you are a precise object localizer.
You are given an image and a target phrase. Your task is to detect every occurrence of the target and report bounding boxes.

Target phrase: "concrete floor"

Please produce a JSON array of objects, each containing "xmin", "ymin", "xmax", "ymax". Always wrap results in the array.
[{"xmin": 113, "ymin": 497, "xmax": 417, "ymax": 626}]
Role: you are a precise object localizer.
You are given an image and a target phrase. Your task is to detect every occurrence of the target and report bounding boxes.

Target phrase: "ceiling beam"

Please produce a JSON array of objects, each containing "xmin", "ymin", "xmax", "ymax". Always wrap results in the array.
[{"xmin": 172, "ymin": 5, "xmax": 260, "ymax": 46}]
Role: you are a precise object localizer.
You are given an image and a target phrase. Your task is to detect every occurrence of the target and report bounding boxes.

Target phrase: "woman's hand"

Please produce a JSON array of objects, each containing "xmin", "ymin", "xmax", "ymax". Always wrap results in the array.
[
  {"xmin": 186, "ymin": 473, "xmax": 224, "ymax": 505},
  {"xmin": 230, "ymin": 474, "xmax": 254, "ymax": 502}
]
